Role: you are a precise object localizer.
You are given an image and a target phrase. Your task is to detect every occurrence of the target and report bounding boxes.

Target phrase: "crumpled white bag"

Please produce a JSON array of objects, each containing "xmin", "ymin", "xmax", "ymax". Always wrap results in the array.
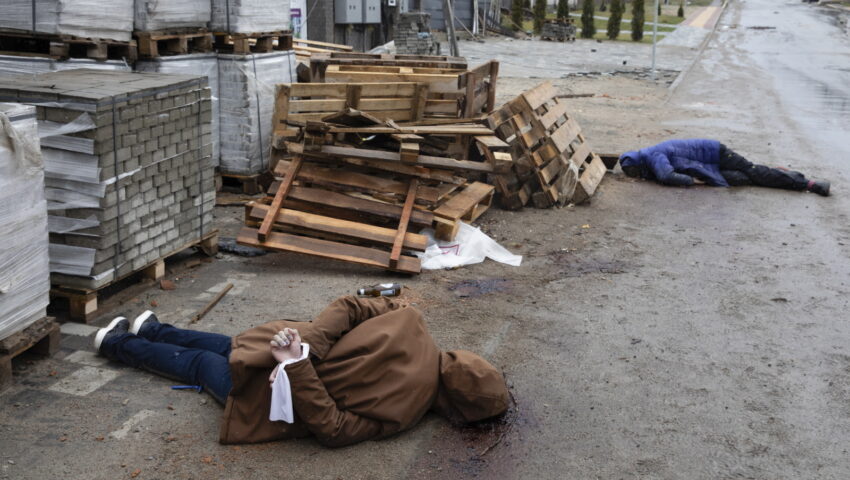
[{"xmin": 416, "ymin": 222, "xmax": 522, "ymax": 270}]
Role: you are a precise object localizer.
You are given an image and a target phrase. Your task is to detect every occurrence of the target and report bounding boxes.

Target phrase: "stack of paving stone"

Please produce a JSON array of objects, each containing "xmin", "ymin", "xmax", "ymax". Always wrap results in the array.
[
  {"xmin": 394, "ymin": 12, "xmax": 437, "ymax": 55},
  {"xmin": 0, "ymin": 69, "xmax": 214, "ymax": 290},
  {"xmin": 0, "ymin": 103, "xmax": 50, "ymax": 340},
  {"xmin": 136, "ymin": 54, "xmax": 219, "ymax": 166},
  {"xmin": 217, "ymin": 51, "xmax": 295, "ymax": 175},
  {"xmin": 211, "ymin": 0, "xmax": 291, "ymax": 34}
]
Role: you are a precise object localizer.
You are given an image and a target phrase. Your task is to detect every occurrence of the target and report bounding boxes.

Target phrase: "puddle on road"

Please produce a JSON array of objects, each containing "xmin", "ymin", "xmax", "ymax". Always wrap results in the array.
[
  {"xmin": 548, "ymin": 251, "xmax": 629, "ymax": 277},
  {"xmin": 449, "ymin": 279, "xmax": 514, "ymax": 298}
]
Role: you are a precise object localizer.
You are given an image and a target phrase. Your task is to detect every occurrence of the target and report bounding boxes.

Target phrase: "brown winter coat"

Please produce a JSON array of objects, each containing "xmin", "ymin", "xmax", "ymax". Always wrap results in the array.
[{"xmin": 219, "ymin": 296, "xmax": 508, "ymax": 447}]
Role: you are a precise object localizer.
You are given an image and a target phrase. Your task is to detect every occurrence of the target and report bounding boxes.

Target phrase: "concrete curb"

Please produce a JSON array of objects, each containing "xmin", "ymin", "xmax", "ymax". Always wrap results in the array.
[{"xmin": 665, "ymin": 0, "xmax": 730, "ymax": 103}]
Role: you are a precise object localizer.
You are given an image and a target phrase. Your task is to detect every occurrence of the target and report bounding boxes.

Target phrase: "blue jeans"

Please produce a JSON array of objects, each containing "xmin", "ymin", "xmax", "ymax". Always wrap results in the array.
[{"xmin": 100, "ymin": 323, "xmax": 233, "ymax": 404}]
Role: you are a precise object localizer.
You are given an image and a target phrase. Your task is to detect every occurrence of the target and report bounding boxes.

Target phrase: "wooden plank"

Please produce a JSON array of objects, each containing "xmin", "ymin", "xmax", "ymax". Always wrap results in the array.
[
  {"xmin": 258, "ymin": 156, "xmax": 302, "ymax": 242},
  {"xmin": 286, "ymin": 82, "xmax": 419, "ymax": 98},
  {"xmin": 279, "ymin": 185, "xmax": 433, "ymax": 227},
  {"xmin": 434, "ymin": 182, "xmax": 495, "ymax": 220},
  {"xmin": 327, "ymin": 125, "xmax": 493, "ymax": 135},
  {"xmin": 289, "ymin": 110, "xmax": 414, "ymax": 123},
  {"xmin": 538, "ymin": 99, "xmax": 570, "ymax": 130},
  {"xmin": 248, "ymin": 203, "xmax": 427, "ymax": 251},
  {"xmin": 289, "ymin": 97, "xmax": 413, "ymax": 113},
  {"xmin": 549, "ymin": 116, "xmax": 582, "ymax": 153},
  {"xmin": 390, "ymin": 179, "xmax": 418, "ymax": 268},
  {"xmin": 273, "ymin": 160, "xmax": 453, "ymax": 204},
  {"xmin": 572, "ymin": 154, "xmax": 607, "ymax": 204},
  {"xmin": 519, "ymin": 81, "xmax": 559, "ymax": 111},
  {"xmin": 567, "ymin": 141, "xmax": 592, "ymax": 169},
  {"xmin": 237, "ymin": 227, "xmax": 421, "ymax": 274},
  {"xmin": 474, "ymin": 135, "xmax": 509, "ymax": 149},
  {"xmin": 293, "ymin": 38, "xmax": 353, "ymax": 51},
  {"xmin": 319, "ymin": 145, "xmax": 494, "ymax": 173}
]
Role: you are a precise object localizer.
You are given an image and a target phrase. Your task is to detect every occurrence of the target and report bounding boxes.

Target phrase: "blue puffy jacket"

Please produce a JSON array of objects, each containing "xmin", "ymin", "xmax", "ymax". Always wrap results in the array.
[{"xmin": 620, "ymin": 139, "xmax": 727, "ymax": 187}]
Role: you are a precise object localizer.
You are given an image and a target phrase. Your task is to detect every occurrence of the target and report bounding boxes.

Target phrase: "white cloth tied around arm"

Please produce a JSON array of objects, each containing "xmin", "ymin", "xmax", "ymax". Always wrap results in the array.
[{"xmin": 269, "ymin": 343, "xmax": 311, "ymax": 423}]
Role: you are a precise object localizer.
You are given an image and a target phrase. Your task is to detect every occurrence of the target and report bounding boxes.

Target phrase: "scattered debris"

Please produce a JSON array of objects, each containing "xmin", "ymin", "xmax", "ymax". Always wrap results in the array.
[
  {"xmin": 218, "ymin": 237, "xmax": 268, "ymax": 257},
  {"xmin": 189, "ymin": 283, "xmax": 233, "ymax": 324},
  {"xmin": 449, "ymin": 279, "xmax": 514, "ymax": 298}
]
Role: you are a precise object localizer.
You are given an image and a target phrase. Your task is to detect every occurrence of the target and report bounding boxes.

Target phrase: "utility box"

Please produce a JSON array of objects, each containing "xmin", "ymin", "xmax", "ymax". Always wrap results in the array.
[
  {"xmin": 363, "ymin": 0, "xmax": 381, "ymax": 23},
  {"xmin": 335, "ymin": 0, "xmax": 363, "ymax": 23}
]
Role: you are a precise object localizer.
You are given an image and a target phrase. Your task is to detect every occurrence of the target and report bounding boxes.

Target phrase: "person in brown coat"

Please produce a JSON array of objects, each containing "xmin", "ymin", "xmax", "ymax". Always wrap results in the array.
[{"xmin": 93, "ymin": 296, "xmax": 510, "ymax": 447}]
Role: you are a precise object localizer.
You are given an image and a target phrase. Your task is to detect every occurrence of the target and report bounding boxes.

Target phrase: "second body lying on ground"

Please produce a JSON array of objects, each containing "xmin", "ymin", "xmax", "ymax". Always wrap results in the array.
[{"xmin": 619, "ymin": 139, "xmax": 830, "ymax": 196}]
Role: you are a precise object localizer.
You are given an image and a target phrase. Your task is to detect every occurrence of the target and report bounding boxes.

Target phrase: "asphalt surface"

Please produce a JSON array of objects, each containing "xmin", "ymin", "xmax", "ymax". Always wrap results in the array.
[{"xmin": 1, "ymin": 0, "xmax": 849, "ymax": 478}]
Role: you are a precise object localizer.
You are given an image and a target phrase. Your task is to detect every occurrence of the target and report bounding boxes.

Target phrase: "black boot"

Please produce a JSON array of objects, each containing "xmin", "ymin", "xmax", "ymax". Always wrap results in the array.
[{"xmin": 807, "ymin": 180, "xmax": 830, "ymax": 197}]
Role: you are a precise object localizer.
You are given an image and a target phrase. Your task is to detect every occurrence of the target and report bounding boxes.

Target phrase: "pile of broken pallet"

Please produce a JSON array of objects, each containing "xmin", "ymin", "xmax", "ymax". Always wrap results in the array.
[
  {"xmin": 237, "ymin": 52, "xmax": 608, "ymax": 274},
  {"xmin": 238, "ymin": 99, "xmax": 507, "ymax": 274}
]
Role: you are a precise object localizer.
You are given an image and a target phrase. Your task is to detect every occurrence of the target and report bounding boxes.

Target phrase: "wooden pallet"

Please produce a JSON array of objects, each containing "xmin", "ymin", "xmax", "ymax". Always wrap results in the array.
[
  {"xmin": 293, "ymin": 38, "xmax": 353, "ymax": 58},
  {"xmin": 433, "ymin": 182, "xmax": 495, "ymax": 241},
  {"xmin": 0, "ymin": 317, "xmax": 60, "ymax": 392},
  {"xmin": 218, "ymin": 172, "xmax": 273, "ymax": 195},
  {"xmin": 0, "ymin": 31, "xmax": 137, "ymax": 62},
  {"xmin": 322, "ymin": 61, "xmax": 499, "ymax": 118},
  {"xmin": 50, "ymin": 230, "xmax": 219, "ymax": 323},
  {"xmin": 213, "ymin": 31, "xmax": 293, "ymax": 54},
  {"xmin": 135, "ymin": 30, "xmax": 213, "ymax": 58},
  {"xmin": 487, "ymin": 82, "xmax": 606, "ymax": 208},
  {"xmin": 238, "ymin": 157, "xmax": 430, "ymax": 274},
  {"xmin": 309, "ymin": 52, "xmax": 468, "ymax": 82},
  {"xmin": 271, "ymin": 82, "xmax": 432, "ymax": 148}
]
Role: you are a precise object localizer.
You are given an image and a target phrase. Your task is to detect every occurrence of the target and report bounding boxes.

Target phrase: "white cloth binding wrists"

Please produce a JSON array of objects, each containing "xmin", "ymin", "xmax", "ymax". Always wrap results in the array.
[{"xmin": 269, "ymin": 343, "xmax": 310, "ymax": 423}]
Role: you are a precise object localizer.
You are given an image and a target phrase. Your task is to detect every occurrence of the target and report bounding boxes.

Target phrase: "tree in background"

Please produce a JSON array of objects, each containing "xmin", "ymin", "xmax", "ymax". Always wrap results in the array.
[
  {"xmin": 581, "ymin": 0, "xmax": 596, "ymax": 38},
  {"xmin": 632, "ymin": 0, "xmax": 645, "ymax": 41},
  {"xmin": 511, "ymin": 0, "xmax": 524, "ymax": 30},
  {"xmin": 658, "ymin": 2, "xmax": 662, "ymax": 16},
  {"xmin": 524, "ymin": 0, "xmax": 531, "ymax": 9},
  {"xmin": 607, "ymin": 0, "xmax": 623, "ymax": 40},
  {"xmin": 557, "ymin": 0, "xmax": 570, "ymax": 20},
  {"xmin": 533, "ymin": 0, "xmax": 547, "ymax": 33},
  {"xmin": 678, "ymin": 2, "xmax": 684, "ymax": 17}
]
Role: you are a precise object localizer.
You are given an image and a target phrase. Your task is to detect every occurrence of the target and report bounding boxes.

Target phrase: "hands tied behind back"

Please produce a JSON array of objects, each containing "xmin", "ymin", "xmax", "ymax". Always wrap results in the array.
[{"xmin": 269, "ymin": 328, "xmax": 302, "ymax": 383}]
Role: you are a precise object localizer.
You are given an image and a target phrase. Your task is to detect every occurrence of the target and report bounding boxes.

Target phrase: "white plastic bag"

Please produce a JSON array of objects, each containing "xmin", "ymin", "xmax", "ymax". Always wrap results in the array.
[{"xmin": 417, "ymin": 222, "xmax": 522, "ymax": 270}]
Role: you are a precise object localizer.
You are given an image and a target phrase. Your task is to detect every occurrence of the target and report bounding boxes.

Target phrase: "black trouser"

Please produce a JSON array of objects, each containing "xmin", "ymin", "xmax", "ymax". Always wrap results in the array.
[{"xmin": 718, "ymin": 144, "xmax": 810, "ymax": 190}]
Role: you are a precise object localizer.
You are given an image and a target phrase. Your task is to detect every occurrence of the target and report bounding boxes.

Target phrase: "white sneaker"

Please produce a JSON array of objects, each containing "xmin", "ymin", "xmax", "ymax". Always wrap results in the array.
[
  {"xmin": 130, "ymin": 310, "xmax": 159, "ymax": 336},
  {"xmin": 93, "ymin": 316, "xmax": 129, "ymax": 353}
]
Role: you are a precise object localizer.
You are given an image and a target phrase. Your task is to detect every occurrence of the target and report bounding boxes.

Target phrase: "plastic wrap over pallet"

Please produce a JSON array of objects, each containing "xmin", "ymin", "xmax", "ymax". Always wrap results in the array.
[
  {"xmin": 218, "ymin": 51, "xmax": 294, "ymax": 175},
  {"xmin": 0, "ymin": 55, "xmax": 131, "ymax": 78},
  {"xmin": 211, "ymin": 0, "xmax": 292, "ymax": 34},
  {"xmin": 0, "ymin": 0, "xmax": 134, "ymax": 42},
  {"xmin": 136, "ymin": 54, "xmax": 219, "ymax": 166},
  {"xmin": 0, "ymin": 103, "xmax": 50, "ymax": 341},
  {"xmin": 134, "ymin": 0, "xmax": 211, "ymax": 32},
  {"xmin": 0, "ymin": 70, "xmax": 215, "ymax": 290}
]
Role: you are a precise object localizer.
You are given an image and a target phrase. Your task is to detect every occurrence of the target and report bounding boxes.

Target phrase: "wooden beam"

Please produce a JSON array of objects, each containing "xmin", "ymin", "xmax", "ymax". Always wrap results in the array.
[
  {"xmin": 237, "ymin": 227, "xmax": 421, "ymax": 274},
  {"xmin": 258, "ymin": 156, "xmax": 302, "ymax": 242},
  {"xmin": 248, "ymin": 203, "xmax": 428, "ymax": 251},
  {"xmin": 390, "ymin": 179, "xmax": 418, "ymax": 268},
  {"xmin": 319, "ymin": 145, "xmax": 494, "ymax": 173}
]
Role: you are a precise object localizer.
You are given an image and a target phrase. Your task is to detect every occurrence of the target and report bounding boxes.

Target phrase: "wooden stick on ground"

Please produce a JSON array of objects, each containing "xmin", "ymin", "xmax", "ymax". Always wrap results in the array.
[
  {"xmin": 189, "ymin": 283, "xmax": 233, "ymax": 324},
  {"xmin": 390, "ymin": 178, "xmax": 418, "ymax": 269}
]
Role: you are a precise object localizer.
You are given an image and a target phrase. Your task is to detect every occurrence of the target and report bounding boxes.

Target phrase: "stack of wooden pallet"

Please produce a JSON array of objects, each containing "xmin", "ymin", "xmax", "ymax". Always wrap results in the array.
[
  {"xmin": 307, "ymin": 53, "xmax": 497, "ymax": 120},
  {"xmin": 486, "ymin": 82, "xmax": 607, "ymax": 209},
  {"xmin": 237, "ymin": 95, "xmax": 509, "ymax": 274}
]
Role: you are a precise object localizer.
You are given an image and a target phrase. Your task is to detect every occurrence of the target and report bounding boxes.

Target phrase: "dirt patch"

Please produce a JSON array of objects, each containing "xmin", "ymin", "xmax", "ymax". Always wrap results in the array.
[
  {"xmin": 449, "ymin": 279, "xmax": 515, "ymax": 298},
  {"xmin": 548, "ymin": 251, "xmax": 630, "ymax": 277}
]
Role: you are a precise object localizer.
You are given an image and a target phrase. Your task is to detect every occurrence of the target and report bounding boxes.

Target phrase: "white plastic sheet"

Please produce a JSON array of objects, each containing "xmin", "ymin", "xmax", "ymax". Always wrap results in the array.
[
  {"xmin": 0, "ymin": 103, "xmax": 50, "ymax": 340},
  {"xmin": 417, "ymin": 222, "xmax": 522, "ymax": 270},
  {"xmin": 0, "ymin": 0, "xmax": 134, "ymax": 42},
  {"xmin": 211, "ymin": 0, "xmax": 291, "ymax": 34},
  {"xmin": 134, "ymin": 0, "xmax": 211, "ymax": 31},
  {"xmin": 0, "ymin": 55, "xmax": 131, "ymax": 79},
  {"xmin": 217, "ymin": 51, "xmax": 295, "ymax": 175}
]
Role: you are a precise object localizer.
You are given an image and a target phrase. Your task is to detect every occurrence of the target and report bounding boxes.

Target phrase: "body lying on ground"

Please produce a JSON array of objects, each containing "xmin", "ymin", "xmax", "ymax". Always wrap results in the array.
[
  {"xmin": 94, "ymin": 296, "xmax": 510, "ymax": 447},
  {"xmin": 619, "ymin": 139, "xmax": 830, "ymax": 196}
]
